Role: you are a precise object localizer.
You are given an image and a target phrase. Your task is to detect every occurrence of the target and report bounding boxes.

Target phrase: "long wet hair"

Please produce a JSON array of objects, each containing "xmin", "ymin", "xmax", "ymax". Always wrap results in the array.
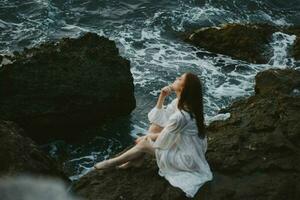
[{"xmin": 177, "ymin": 72, "xmax": 206, "ymax": 139}]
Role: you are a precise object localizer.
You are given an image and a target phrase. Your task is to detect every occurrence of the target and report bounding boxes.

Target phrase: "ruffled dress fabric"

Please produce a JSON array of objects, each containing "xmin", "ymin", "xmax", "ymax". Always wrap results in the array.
[{"xmin": 147, "ymin": 98, "xmax": 213, "ymax": 198}]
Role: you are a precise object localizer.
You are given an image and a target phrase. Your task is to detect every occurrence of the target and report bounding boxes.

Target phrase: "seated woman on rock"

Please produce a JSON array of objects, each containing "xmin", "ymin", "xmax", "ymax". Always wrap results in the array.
[{"xmin": 93, "ymin": 72, "xmax": 213, "ymax": 198}]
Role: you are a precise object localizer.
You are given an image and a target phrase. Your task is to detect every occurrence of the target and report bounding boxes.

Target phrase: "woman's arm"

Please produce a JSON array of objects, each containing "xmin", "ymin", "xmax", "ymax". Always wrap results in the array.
[
  {"xmin": 152, "ymin": 111, "xmax": 187, "ymax": 150},
  {"xmin": 156, "ymin": 85, "xmax": 172, "ymax": 109},
  {"xmin": 156, "ymin": 92, "xmax": 166, "ymax": 109},
  {"xmin": 148, "ymin": 86, "xmax": 176, "ymax": 128},
  {"xmin": 147, "ymin": 133, "xmax": 160, "ymax": 141}
]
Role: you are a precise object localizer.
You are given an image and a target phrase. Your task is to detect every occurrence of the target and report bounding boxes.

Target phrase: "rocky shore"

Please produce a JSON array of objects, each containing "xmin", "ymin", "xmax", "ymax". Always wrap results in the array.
[
  {"xmin": 0, "ymin": 23, "xmax": 300, "ymax": 200},
  {"xmin": 71, "ymin": 68, "xmax": 300, "ymax": 200}
]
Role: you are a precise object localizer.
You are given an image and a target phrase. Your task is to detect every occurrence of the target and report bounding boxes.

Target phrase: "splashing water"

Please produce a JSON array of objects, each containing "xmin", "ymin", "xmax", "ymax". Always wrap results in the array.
[
  {"xmin": 268, "ymin": 32, "xmax": 297, "ymax": 67},
  {"xmin": 0, "ymin": 0, "xmax": 299, "ymax": 180}
]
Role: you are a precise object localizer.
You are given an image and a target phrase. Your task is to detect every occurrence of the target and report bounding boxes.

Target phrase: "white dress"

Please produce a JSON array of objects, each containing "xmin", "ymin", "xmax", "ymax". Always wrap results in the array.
[{"xmin": 147, "ymin": 97, "xmax": 213, "ymax": 198}]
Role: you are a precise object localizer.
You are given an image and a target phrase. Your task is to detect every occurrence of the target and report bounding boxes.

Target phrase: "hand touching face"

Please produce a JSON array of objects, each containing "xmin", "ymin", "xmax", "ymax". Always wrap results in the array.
[{"xmin": 160, "ymin": 85, "xmax": 173, "ymax": 97}]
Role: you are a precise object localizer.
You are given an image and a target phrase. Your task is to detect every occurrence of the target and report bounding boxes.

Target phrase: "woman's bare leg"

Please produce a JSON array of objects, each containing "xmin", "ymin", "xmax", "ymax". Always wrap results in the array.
[
  {"xmin": 116, "ymin": 154, "xmax": 145, "ymax": 169},
  {"xmin": 116, "ymin": 123, "xmax": 163, "ymax": 169},
  {"xmin": 94, "ymin": 144, "xmax": 146, "ymax": 169}
]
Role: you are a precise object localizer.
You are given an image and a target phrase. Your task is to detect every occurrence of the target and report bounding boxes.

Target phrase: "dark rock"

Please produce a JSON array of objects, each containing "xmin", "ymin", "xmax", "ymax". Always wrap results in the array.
[
  {"xmin": 205, "ymin": 68, "xmax": 300, "ymax": 199},
  {"xmin": 0, "ymin": 32, "xmax": 136, "ymax": 142},
  {"xmin": 293, "ymin": 36, "xmax": 300, "ymax": 60},
  {"xmin": 254, "ymin": 68, "xmax": 300, "ymax": 96},
  {"xmin": 184, "ymin": 23, "xmax": 278, "ymax": 63},
  {"xmin": 71, "ymin": 68, "xmax": 300, "ymax": 200},
  {"xmin": 184, "ymin": 23, "xmax": 300, "ymax": 64},
  {"xmin": 286, "ymin": 26, "xmax": 300, "ymax": 60},
  {"xmin": 0, "ymin": 119, "xmax": 69, "ymax": 182},
  {"xmin": 71, "ymin": 146, "xmax": 206, "ymax": 200}
]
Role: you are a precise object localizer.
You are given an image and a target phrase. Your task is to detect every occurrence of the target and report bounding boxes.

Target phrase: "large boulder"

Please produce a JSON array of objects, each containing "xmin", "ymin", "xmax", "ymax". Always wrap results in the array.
[
  {"xmin": 254, "ymin": 67, "xmax": 300, "ymax": 96},
  {"xmin": 0, "ymin": 32, "xmax": 136, "ymax": 142},
  {"xmin": 0, "ymin": 119, "xmax": 69, "ymax": 182},
  {"xmin": 204, "ymin": 68, "xmax": 300, "ymax": 199},
  {"xmin": 71, "ymin": 68, "xmax": 300, "ymax": 200},
  {"xmin": 184, "ymin": 23, "xmax": 277, "ymax": 63},
  {"xmin": 183, "ymin": 23, "xmax": 300, "ymax": 64}
]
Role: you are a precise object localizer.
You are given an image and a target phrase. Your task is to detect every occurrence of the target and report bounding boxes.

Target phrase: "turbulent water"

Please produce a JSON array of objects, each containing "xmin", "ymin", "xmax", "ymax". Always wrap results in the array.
[{"xmin": 1, "ymin": 0, "xmax": 300, "ymax": 180}]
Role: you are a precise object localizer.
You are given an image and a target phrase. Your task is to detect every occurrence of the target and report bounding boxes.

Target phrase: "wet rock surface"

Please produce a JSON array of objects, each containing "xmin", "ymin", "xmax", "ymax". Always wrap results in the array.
[
  {"xmin": 287, "ymin": 26, "xmax": 300, "ymax": 60},
  {"xmin": 184, "ymin": 23, "xmax": 300, "ymax": 64},
  {"xmin": 204, "ymin": 68, "xmax": 300, "ymax": 199},
  {"xmin": 71, "ymin": 68, "xmax": 300, "ymax": 200}
]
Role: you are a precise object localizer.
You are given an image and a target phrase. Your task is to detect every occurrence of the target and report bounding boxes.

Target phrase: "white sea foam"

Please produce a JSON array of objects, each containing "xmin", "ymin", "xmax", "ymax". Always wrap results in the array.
[
  {"xmin": 268, "ymin": 32, "xmax": 296, "ymax": 68},
  {"xmin": 1, "ymin": 0, "xmax": 299, "ymax": 181},
  {"xmin": 102, "ymin": 8, "xmax": 298, "ymax": 122},
  {"xmin": 206, "ymin": 112, "xmax": 231, "ymax": 125}
]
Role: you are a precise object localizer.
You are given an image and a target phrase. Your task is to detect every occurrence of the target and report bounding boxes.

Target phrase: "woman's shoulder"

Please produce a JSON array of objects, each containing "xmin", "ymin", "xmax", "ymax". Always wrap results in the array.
[
  {"xmin": 167, "ymin": 110, "xmax": 192, "ymax": 130},
  {"xmin": 170, "ymin": 109, "xmax": 189, "ymax": 122},
  {"xmin": 169, "ymin": 98, "xmax": 193, "ymax": 120},
  {"xmin": 173, "ymin": 108, "xmax": 196, "ymax": 122},
  {"xmin": 169, "ymin": 97, "xmax": 178, "ymax": 105}
]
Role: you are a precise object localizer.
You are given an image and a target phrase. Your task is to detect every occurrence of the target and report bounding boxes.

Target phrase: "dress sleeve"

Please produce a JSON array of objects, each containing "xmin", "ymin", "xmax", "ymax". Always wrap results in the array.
[
  {"xmin": 147, "ymin": 98, "xmax": 178, "ymax": 127},
  {"xmin": 152, "ymin": 111, "xmax": 187, "ymax": 150}
]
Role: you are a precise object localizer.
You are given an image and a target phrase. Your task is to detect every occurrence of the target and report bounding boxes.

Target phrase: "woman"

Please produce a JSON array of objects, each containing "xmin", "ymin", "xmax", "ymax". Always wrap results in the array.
[{"xmin": 93, "ymin": 72, "xmax": 213, "ymax": 198}]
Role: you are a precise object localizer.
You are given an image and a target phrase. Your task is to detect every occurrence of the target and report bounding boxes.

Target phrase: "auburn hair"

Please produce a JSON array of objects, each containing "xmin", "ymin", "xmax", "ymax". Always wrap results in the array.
[{"xmin": 177, "ymin": 72, "xmax": 206, "ymax": 139}]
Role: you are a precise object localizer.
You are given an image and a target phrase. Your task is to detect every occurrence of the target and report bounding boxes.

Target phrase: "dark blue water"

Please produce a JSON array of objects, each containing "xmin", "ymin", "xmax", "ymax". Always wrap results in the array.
[{"xmin": 1, "ymin": 0, "xmax": 300, "ymax": 180}]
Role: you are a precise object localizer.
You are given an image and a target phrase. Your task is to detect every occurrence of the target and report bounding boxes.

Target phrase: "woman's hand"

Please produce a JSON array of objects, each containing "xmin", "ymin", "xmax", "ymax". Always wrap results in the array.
[
  {"xmin": 136, "ymin": 136, "xmax": 152, "ymax": 148},
  {"xmin": 135, "ymin": 134, "xmax": 157, "ymax": 144},
  {"xmin": 156, "ymin": 85, "xmax": 173, "ymax": 109},
  {"xmin": 135, "ymin": 135, "xmax": 147, "ymax": 144},
  {"xmin": 160, "ymin": 85, "xmax": 173, "ymax": 98}
]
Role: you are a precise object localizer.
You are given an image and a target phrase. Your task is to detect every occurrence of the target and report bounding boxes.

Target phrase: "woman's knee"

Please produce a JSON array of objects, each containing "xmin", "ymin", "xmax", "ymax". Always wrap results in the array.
[{"xmin": 135, "ymin": 142, "xmax": 150, "ymax": 153}]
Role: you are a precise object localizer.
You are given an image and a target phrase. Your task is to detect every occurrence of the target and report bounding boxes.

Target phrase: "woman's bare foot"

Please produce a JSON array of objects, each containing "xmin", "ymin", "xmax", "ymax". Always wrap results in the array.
[
  {"xmin": 116, "ymin": 161, "xmax": 133, "ymax": 169},
  {"xmin": 94, "ymin": 159, "xmax": 115, "ymax": 170},
  {"xmin": 116, "ymin": 155, "xmax": 145, "ymax": 169}
]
